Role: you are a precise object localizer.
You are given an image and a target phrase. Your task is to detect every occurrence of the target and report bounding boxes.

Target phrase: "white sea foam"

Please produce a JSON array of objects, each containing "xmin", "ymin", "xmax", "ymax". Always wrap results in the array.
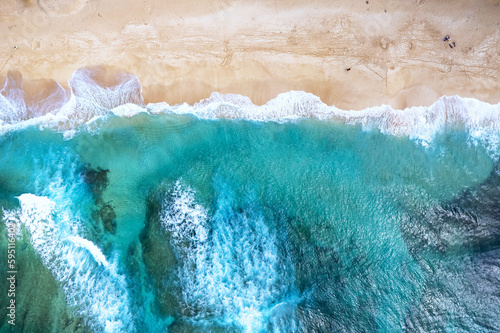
[
  {"xmin": 1, "ymin": 68, "xmax": 499, "ymax": 146},
  {"xmin": 69, "ymin": 67, "xmax": 143, "ymax": 110},
  {"xmin": 0, "ymin": 67, "xmax": 143, "ymax": 133},
  {"xmin": 0, "ymin": 72, "xmax": 27, "ymax": 123},
  {"xmin": 160, "ymin": 180, "xmax": 297, "ymax": 332},
  {"xmin": 67, "ymin": 235, "xmax": 110, "ymax": 267},
  {"xmin": 0, "ymin": 151, "xmax": 135, "ymax": 331},
  {"xmin": 8, "ymin": 192, "xmax": 134, "ymax": 332},
  {"xmin": 175, "ymin": 92, "xmax": 500, "ymax": 143},
  {"xmin": 0, "ymin": 71, "xmax": 70, "ymax": 124}
]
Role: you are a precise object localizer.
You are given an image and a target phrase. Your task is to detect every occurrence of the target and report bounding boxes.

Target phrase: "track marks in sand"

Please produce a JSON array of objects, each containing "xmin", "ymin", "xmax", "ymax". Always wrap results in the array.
[{"xmin": 37, "ymin": 0, "xmax": 87, "ymax": 16}]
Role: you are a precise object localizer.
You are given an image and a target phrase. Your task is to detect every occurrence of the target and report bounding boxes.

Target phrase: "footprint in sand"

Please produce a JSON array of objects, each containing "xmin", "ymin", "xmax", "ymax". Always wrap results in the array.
[{"xmin": 214, "ymin": 0, "xmax": 242, "ymax": 12}]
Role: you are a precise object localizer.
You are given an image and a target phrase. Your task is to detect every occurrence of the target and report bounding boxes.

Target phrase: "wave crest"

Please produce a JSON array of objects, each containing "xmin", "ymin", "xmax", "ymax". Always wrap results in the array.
[
  {"xmin": 160, "ymin": 180, "xmax": 297, "ymax": 332},
  {"xmin": 6, "ymin": 190, "xmax": 135, "ymax": 332},
  {"xmin": 1, "ymin": 67, "xmax": 499, "ymax": 145}
]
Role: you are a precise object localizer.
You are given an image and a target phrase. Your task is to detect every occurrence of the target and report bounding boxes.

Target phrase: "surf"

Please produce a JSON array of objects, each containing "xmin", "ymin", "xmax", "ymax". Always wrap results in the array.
[
  {"xmin": 1, "ymin": 67, "xmax": 499, "ymax": 150},
  {"xmin": 2, "ymin": 156, "xmax": 136, "ymax": 333},
  {"xmin": 159, "ymin": 180, "xmax": 298, "ymax": 332}
]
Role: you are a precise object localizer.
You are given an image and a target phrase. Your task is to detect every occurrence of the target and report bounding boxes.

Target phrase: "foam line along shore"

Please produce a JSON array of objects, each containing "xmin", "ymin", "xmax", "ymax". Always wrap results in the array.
[{"xmin": 1, "ymin": 67, "xmax": 500, "ymax": 148}]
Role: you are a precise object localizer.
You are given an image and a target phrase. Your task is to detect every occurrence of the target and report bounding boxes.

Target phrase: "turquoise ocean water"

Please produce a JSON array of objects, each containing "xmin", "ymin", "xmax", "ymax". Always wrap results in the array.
[{"xmin": 1, "ymin": 69, "xmax": 500, "ymax": 332}]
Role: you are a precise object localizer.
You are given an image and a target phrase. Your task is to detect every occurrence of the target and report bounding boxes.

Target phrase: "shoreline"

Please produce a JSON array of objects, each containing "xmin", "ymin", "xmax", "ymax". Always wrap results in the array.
[{"xmin": 1, "ymin": 0, "xmax": 499, "ymax": 110}]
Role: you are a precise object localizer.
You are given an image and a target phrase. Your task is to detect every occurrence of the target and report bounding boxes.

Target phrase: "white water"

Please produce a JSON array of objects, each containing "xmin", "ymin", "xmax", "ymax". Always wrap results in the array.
[
  {"xmin": 67, "ymin": 235, "xmax": 110, "ymax": 268},
  {"xmin": 1, "ymin": 68, "xmax": 499, "ymax": 147},
  {"xmin": 0, "ymin": 71, "xmax": 70, "ymax": 124},
  {"xmin": 4, "ymin": 190, "xmax": 134, "ymax": 332},
  {"xmin": 160, "ymin": 180, "xmax": 297, "ymax": 332}
]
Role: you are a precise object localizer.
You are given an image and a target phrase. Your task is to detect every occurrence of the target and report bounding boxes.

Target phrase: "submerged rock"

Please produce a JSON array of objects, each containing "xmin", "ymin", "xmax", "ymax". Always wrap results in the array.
[
  {"xmin": 100, "ymin": 203, "xmax": 117, "ymax": 234},
  {"xmin": 81, "ymin": 165, "xmax": 117, "ymax": 235},
  {"xmin": 81, "ymin": 166, "xmax": 109, "ymax": 198}
]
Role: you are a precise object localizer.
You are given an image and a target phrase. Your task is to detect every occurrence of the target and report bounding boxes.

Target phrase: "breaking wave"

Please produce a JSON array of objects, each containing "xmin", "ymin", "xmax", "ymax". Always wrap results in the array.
[
  {"xmin": 2, "ymin": 161, "xmax": 135, "ymax": 332},
  {"xmin": 160, "ymin": 180, "xmax": 298, "ymax": 332},
  {"xmin": 1, "ymin": 67, "xmax": 499, "ymax": 147}
]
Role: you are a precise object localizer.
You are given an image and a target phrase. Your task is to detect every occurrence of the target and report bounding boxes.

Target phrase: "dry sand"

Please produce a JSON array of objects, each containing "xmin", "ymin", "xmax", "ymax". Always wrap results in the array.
[{"xmin": 0, "ymin": 0, "xmax": 499, "ymax": 110}]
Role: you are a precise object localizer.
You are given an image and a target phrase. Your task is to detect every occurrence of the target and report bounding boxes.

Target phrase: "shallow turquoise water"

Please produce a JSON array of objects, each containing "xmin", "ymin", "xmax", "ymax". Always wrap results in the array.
[{"xmin": 1, "ymin": 111, "xmax": 499, "ymax": 332}]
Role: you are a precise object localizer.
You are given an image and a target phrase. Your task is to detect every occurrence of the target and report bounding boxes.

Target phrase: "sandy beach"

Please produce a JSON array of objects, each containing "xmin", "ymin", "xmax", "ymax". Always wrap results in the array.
[{"xmin": 0, "ymin": 0, "xmax": 499, "ymax": 110}]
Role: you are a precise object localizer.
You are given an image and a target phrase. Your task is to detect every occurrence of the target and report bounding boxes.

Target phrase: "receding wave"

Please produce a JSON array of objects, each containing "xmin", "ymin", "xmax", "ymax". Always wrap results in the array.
[{"xmin": 1, "ymin": 67, "xmax": 499, "ymax": 145}]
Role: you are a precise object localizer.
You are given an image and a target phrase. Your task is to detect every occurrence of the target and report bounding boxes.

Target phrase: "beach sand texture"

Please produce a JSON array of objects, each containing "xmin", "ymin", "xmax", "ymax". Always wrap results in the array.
[{"xmin": 0, "ymin": 0, "xmax": 499, "ymax": 110}]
